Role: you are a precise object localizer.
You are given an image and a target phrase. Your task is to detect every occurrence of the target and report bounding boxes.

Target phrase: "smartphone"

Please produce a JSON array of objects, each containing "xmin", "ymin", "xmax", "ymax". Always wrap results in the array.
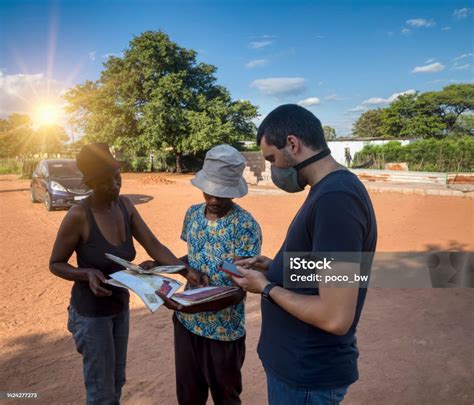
[{"xmin": 218, "ymin": 261, "xmax": 244, "ymax": 278}]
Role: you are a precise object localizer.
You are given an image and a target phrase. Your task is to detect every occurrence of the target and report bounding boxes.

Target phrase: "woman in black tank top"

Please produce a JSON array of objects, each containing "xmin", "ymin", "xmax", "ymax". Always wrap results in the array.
[{"xmin": 49, "ymin": 143, "xmax": 206, "ymax": 404}]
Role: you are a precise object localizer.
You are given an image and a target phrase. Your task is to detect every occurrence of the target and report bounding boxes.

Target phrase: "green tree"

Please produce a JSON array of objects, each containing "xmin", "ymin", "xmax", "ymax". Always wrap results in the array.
[
  {"xmin": 353, "ymin": 85, "xmax": 473, "ymax": 140},
  {"xmin": 453, "ymin": 113, "xmax": 474, "ymax": 136},
  {"xmin": 64, "ymin": 31, "xmax": 258, "ymax": 172},
  {"xmin": 0, "ymin": 114, "xmax": 35, "ymax": 157},
  {"xmin": 420, "ymin": 84, "xmax": 474, "ymax": 133},
  {"xmin": 381, "ymin": 85, "xmax": 474, "ymax": 139},
  {"xmin": 381, "ymin": 93, "xmax": 446, "ymax": 139},
  {"xmin": 352, "ymin": 108, "xmax": 385, "ymax": 138},
  {"xmin": 33, "ymin": 125, "xmax": 69, "ymax": 154},
  {"xmin": 323, "ymin": 125, "xmax": 336, "ymax": 140}
]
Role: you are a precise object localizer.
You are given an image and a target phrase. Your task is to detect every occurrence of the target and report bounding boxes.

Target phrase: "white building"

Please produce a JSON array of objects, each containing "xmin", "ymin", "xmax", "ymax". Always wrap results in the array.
[{"xmin": 327, "ymin": 138, "xmax": 414, "ymax": 166}]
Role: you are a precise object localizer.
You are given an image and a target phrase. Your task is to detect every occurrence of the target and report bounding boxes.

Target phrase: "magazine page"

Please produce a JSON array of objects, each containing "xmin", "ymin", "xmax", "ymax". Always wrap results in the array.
[
  {"xmin": 108, "ymin": 270, "xmax": 182, "ymax": 313},
  {"xmin": 105, "ymin": 253, "xmax": 185, "ymax": 274}
]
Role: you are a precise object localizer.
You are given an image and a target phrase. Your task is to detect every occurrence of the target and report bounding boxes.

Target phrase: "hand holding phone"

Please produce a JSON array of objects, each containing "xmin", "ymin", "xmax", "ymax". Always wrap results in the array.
[{"xmin": 218, "ymin": 261, "xmax": 244, "ymax": 278}]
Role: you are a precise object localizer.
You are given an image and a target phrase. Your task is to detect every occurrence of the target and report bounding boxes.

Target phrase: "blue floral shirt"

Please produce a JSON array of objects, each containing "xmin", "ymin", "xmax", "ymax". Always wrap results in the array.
[{"xmin": 176, "ymin": 203, "xmax": 262, "ymax": 341}]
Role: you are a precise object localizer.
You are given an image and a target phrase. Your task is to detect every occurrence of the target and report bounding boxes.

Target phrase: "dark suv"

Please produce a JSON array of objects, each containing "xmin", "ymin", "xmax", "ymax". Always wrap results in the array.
[{"xmin": 30, "ymin": 159, "xmax": 91, "ymax": 210}]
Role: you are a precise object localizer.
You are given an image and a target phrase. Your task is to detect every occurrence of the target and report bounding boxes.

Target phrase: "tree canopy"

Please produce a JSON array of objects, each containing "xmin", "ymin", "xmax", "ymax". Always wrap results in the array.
[
  {"xmin": 352, "ymin": 109, "xmax": 386, "ymax": 138},
  {"xmin": 352, "ymin": 84, "xmax": 474, "ymax": 139},
  {"xmin": 323, "ymin": 125, "xmax": 337, "ymax": 140},
  {"xmin": 64, "ymin": 31, "xmax": 258, "ymax": 171}
]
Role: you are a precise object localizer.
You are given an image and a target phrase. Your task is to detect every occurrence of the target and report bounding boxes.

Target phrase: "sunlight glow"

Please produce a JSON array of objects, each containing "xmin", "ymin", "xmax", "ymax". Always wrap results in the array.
[{"xmin": 34, "ymin": 104, "xmax": 60, "ymax": 127}]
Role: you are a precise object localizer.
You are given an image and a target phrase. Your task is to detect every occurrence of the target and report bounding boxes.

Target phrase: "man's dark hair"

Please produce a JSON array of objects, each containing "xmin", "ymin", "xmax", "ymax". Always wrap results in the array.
[{"xmin": 256, "ymin": 104, "xmax": 327, "ymax": 150}]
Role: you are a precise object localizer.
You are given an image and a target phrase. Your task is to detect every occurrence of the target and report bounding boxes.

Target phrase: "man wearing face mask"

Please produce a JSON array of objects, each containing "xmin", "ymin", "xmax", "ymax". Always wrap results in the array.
[{"xmin": 233, "ymin": 104, "xmax": 377, "ymax": 405}]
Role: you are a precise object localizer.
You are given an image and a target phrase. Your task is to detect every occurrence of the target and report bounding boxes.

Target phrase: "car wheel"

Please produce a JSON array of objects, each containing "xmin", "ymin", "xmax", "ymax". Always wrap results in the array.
[
  {"xmin": 31, "ymin": 188, "xmax": 39, "ymax": 203},
  {"xmin": 44, "ymin": 192, "xmax": 53, "ymax": 211}
]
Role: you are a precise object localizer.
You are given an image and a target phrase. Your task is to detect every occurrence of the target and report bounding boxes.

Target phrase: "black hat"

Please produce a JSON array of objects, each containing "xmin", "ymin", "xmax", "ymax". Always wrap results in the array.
[{"xmin": 76, "ymin": 143, "xmax": 121, "ymax": 182}]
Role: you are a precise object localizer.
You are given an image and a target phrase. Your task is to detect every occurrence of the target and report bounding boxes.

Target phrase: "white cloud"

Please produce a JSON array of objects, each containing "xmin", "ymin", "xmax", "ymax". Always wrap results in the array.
[
  {"xmin": 250, "ymin": 77, "xmax": 307, "ymax": 97},
  {"xmin": 0, "ymin": 72, "xmax": 67, "ymax": 118},
  {"xmin": 425, "ymin": 58, "xmax": 436, "ymax": 64},
  {"xmin": 298, "ymin": 97, "xmax": 320, "ymax": 107},
  {"xmin": 452, "ymin": 63, "xmax": 471, "ymax": 71},
  {"xmin": 401, "ymin": 27, "xmax": 412, "ymax": 35},
  {"xmin": 249, "ymin": 40, "xmax": 273, "ymax": 49},
  {"xmin": 412, "ymin": 62, "xmax": 445, "ymax": 73},
  {"xmin": 324, "ymin": 94, "xmax": 345, "ymax": 101},
  {"xmin": 387, "ymin": 90, "xmax": 417, "ymax": 102},
  {"xmin": 362, "ymin": 90, "xmax": 416, "ymax": 106},
  {"xmin": 89, "ymin": 51, "xmax": 96, "ymax": 61},
  {"xmin": 245, "ymin": 59, "xmax": 267, "ymax": 68},
  {"xmin": 453, "ymin": 8, "xmax": 472, "ymax": 19},
  {"xmin": 362, "ymin": 97, "xmax": 387, "ymax": 105},
  {"xmin": 406, "ymin": 18, "xmax": 435, "ymax": 28},
  {"xmin": 347, "ymin": 90, "xmax": 416, "ymax": 114},
  {"xmin": 442, "ymin": 26, "xmax": 452, "ymax": 31},
  {"xmin": 454, "ymin": 53, "xmax": 474, "ymax": 61},
  {"xmin": 347, "ymin": 105, "xmax": 367, "ymax": 113}
]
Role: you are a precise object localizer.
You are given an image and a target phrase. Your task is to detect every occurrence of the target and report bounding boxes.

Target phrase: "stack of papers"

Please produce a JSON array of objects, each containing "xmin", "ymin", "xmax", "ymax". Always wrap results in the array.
[
  {"xmin": 105, "ymin": 253, "xmax": 241, "ymax": 312},
  {"xmin": 105, "ymin": 253, "xmax": 184, "ymax": 313}
]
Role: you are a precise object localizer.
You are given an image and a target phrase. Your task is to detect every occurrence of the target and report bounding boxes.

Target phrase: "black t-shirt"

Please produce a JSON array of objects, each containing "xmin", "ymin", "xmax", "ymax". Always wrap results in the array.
[{"xmin": 258, "ymin": 169, "xmax": 377, "ymax": 389}]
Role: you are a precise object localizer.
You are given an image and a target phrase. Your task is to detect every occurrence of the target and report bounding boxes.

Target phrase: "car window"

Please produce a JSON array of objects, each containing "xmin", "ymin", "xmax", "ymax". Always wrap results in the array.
[
  {"xmin": 49, "ymin": 162, "xmax": 83, "ymax": 179},
  {"xmin": 33, "ymin": 163, "xmax": 41, "ymax": 176},
  {"xmin": 40, "ymin": 163, "xmax": 48, "ymax": 178}
]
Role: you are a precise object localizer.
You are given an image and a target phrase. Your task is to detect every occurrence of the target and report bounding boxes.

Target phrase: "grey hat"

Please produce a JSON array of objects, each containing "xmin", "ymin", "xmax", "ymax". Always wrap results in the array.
[{"xmin": 191, "ymin": 144, "xmax": 248, "ymax": 198}]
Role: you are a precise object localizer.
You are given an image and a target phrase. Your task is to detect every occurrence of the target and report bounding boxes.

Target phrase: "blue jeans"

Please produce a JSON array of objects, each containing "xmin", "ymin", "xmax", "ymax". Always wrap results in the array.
[
  {"xmin": 67, "ymin": 305, "xmax": 130, "ymax": 405},
  {"xmin": 265, "ymin": 369, "xmax": 349, "ymax": 405}
]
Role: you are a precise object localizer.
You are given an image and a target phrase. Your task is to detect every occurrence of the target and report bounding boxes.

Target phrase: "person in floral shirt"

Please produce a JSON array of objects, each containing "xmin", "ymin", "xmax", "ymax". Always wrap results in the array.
[{"xmin": 158, "ymin": 144, "xmax": 261, "ymax": 405}]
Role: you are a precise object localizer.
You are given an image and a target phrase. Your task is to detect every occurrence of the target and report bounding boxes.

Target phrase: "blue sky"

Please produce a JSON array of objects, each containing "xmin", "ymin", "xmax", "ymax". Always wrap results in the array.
[{"xmin": 1, "ymin": 0, "xmax": 473, "ymax": 135}]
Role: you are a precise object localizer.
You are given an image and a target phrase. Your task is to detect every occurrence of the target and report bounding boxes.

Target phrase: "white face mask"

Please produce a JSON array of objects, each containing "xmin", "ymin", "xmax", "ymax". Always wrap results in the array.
[{"xmin": 270, "ymin": 148, "xmax": 331, "ymax": 193}]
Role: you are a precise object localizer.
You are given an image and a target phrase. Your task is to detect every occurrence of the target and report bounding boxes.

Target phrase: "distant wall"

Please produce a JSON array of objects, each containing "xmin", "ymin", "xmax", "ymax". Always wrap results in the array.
[
  {"xmin": 241, "ymin": 151, "xmax": 271, "ymax": 185},
  {"xmin": 241, "ymin": 151, "xmax": 473, "ymax": 186},
  {"xmin": 327, "ymin": 139, "xmax": 413, "ymax": 165}
]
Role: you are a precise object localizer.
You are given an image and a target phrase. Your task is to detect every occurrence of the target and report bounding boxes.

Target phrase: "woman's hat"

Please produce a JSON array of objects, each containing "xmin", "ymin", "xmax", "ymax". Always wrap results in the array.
[
  {"xmin": 76, "ymin": 143, "xmax": 121, "ymax": 182},
  {"xmin": 191, "ymin": 144, "xmax": 248, "ymax": 198}
]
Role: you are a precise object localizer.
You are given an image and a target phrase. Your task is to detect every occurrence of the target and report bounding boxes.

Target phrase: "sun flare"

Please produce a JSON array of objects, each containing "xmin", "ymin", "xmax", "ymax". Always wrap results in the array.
[{"xmin": 34, "ymin": 104, "xmax": 61, "ymax": 127}]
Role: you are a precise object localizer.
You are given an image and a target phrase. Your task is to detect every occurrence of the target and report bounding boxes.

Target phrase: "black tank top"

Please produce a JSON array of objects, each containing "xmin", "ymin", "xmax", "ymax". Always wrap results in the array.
[{"xmin": 71, "ymin": 196, "xmax": 136, "ymax": 317}]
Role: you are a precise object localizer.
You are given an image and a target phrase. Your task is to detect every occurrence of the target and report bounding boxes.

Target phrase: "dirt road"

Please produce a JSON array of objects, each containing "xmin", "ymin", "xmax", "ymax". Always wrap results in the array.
[{"xmin": 0, "ymin": 173, "xmax": 472, "ymax": 404}]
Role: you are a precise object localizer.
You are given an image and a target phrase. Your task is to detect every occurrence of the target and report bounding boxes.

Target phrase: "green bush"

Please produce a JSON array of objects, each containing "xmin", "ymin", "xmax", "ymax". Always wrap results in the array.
[
  {"xmin": 152, "ymin": 151, "xmax": 176, "ymax": 172},
  {"xmin": 129, "ymin": 157, "xmax": 149, "ymax": 172},
  {"xmin": 0, "ymin": 158, "xmax": 22, "ymax": 175},
  {"xmin": 353, "ymin": 136, "xmax": 474, "ymax": 172},
  {"xmin": 20, "ymin": 158, "xmax": 41, "ymax": 179}
]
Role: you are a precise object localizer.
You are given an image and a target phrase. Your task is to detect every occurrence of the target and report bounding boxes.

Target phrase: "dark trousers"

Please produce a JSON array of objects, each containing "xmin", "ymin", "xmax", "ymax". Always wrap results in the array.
[{"xmin": 173, "ymin": 313, "xmax": 246, "ymax": 405}]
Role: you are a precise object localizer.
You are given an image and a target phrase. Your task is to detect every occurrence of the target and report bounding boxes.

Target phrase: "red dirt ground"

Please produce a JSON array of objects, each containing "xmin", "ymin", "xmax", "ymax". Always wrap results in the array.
[{"xmin": 0, "ymin": 173, "xmax": 473, "ymax": 404}]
